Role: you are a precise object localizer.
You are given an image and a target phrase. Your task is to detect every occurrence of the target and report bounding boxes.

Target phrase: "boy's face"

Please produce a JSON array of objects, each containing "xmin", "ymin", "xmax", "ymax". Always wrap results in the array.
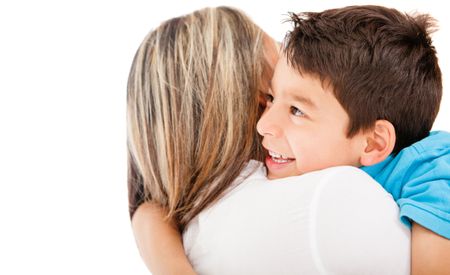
[{"xmin": 257, "ymin": 55, "xmax": 365, "ymax": 179}]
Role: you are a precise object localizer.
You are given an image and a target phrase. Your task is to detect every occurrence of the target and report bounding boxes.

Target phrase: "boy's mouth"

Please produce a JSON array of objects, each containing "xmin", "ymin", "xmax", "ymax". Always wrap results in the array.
[
  {"xmin": 263, "ymin": 148, "xmax": 297, "ymax": 179},
  {"xmin": 267, "ymin": 150, "xmax": 295, "ymax": 163}
]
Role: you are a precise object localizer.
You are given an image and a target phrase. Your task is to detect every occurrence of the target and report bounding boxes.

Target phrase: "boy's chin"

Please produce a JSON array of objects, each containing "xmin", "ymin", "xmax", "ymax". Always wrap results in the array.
[{"xmin": 266, "ymin": 167, "xmax": 300, "ymax": 180}]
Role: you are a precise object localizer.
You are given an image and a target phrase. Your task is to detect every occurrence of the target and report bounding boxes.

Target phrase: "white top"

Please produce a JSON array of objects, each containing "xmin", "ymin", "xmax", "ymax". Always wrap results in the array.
[{"xmin": 183, "ymin": 161, "xmax": 410, "ymax": 275}]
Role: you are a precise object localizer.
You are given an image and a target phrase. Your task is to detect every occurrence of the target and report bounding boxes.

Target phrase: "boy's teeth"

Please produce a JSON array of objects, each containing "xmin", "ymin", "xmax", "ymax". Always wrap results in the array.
[
  {"xmin": 272, "ymin": 157, "xmax": 289, "ymax": 164},
  {"xmin": 269, "ymin": 151, "xmax": 281, "ymax": 158},
  {"xmin": 269, "ymin": 150, "xmax": 289, "ymax": 160}
]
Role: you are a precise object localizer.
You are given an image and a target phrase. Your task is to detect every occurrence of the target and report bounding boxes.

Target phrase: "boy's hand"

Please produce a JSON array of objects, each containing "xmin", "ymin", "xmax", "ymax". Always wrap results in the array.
[{"xmin": 412, "ymin": 222, "xmax": 450, "ymax": 275}]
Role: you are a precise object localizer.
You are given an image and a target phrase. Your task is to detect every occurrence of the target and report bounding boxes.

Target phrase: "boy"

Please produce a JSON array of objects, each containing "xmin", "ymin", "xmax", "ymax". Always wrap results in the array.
[{"xmin": 258, "ymin": 5, "xmax": 449, "ymax": 273}]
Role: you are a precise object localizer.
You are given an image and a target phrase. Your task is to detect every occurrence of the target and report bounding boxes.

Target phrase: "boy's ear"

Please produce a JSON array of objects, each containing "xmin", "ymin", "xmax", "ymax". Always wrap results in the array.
[{"xmin": 360, "ymin": 120, "xmax": 396, "ymax": 166}]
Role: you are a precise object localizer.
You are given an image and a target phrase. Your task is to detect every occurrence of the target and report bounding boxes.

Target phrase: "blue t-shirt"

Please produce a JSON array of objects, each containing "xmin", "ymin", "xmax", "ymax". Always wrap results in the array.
[{"xmin": 361, "ymin": 131, "xmax": 450, "ymax": 239}]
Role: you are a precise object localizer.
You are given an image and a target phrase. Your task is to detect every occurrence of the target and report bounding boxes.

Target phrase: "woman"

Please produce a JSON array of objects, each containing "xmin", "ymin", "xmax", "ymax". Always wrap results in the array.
[{"xmin": 128, "ymin": 6, "xmax": 278, "ymax": 274}]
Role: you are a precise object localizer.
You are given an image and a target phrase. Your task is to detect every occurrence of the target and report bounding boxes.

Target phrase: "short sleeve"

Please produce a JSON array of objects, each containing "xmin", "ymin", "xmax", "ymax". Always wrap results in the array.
[
  {"xmin": 397, "ymin": 146, "xmax": 450, "ymax": 238},
  {"xmin": 361, "ymin": 131, "xmax": 450, "ymax": 239}
]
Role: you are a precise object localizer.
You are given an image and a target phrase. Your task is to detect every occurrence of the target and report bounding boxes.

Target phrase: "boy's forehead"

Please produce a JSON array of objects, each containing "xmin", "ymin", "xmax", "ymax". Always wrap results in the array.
[
  {"xmin": 271, "ymin": 55, "xmax": 308, "ymax": 91},
  {"xmin": 271, "ymin": 55, "xmax": 340, "ymax": 110},
  {"xmin": 272, "ymin": 55, "xmax": 333, "ymax": 94}
]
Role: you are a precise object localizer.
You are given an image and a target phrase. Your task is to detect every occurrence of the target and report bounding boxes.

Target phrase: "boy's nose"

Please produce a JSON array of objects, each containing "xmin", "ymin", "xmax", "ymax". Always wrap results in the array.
[{"xmin": 256, "ymin": 107, "xmax": 283, "ymax": 138}]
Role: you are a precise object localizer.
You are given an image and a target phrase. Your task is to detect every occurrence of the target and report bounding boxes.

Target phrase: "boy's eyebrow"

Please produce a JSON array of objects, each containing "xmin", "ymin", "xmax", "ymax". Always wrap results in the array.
[{"xmin": 291, "ymin": 93, "xmax": 317, "ymax": 109}]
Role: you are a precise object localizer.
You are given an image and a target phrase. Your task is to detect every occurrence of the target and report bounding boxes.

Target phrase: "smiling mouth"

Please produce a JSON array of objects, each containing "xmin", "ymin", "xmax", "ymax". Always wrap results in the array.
[{"xmin": 267, "ymin": 150, "xmax": 295, "ymax": 163}]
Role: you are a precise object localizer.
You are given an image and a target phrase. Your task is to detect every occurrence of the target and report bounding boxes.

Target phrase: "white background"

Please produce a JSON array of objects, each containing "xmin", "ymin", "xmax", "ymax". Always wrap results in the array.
[{"xmin": 0, "ymin": 1, "xmax": 448, "ymax": 274}]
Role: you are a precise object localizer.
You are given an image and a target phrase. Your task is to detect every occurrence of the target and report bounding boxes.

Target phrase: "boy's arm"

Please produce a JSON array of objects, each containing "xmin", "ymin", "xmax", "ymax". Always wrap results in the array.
[
  {"xmin": 131, "ymin": 202, "xmax": 197, "ymax": 275},
  {"xmin": 412, "ymin": 222, "xmax": 450, "ymax": 275}
]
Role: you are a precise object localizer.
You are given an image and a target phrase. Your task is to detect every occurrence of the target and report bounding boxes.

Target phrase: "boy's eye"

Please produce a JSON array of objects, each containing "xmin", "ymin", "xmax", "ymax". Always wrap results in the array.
[
  {"xmin": 262, "ymin": 93, "xmax": 274, "ymax": 108},
  {"xmin": 290, "ymin": 106, "xmax": 305, "ymax": 117},
  {"xmin": 264, "ymin": 93, "xmax": 274, "ymax": 103}
]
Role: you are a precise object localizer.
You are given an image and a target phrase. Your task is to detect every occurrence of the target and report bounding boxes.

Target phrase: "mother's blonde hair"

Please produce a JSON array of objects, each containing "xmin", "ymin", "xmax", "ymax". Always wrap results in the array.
[{"xmin": 127, "ymin": 6, "xmax": 271, "ymax": 230}]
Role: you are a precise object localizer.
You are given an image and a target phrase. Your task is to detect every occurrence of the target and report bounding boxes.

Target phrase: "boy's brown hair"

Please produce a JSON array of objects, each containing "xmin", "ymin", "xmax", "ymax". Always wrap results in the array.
[{"xmin": 285, "ymin": 5, "xmax": 442, "ymax": 153}]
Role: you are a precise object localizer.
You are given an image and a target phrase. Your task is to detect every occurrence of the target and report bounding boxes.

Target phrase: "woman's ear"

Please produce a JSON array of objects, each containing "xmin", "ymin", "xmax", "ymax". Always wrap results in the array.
[{"xmin": 360, "ymin": 120, "xmax": 396, "ymax": 166}]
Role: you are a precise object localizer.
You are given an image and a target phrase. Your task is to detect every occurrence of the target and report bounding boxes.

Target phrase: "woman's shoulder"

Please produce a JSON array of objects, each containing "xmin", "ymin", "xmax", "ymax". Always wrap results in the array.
[
  {"xmin": 267, "ymin": 165, "xmax": 377, "ymax": 190},
  {"xmin": 184, "ymin": 165, "xmax": 410, "ymax": 274}
]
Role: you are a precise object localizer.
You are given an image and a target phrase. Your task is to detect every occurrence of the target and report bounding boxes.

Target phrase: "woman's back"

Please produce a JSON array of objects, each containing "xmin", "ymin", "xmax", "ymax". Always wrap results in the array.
[{"xmin": 183, "ymin": 163, "xmax": 410, "ymax": 274}]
